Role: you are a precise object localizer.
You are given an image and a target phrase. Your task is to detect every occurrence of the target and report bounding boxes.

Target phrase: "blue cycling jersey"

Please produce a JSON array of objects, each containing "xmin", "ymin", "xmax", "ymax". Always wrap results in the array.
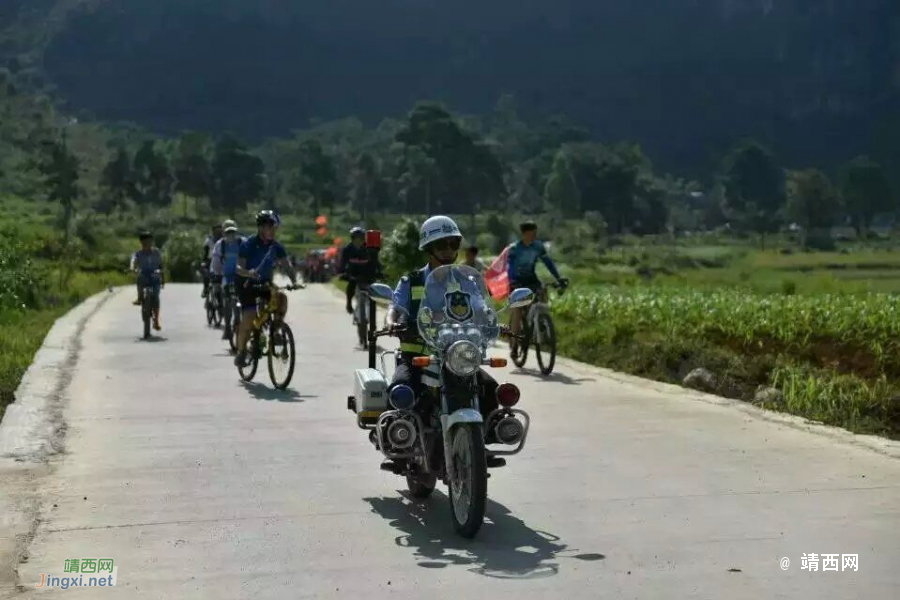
[
  {"xmin": 506, "ymin": 240, "xmax": 561, "ymax": 282},
  {"xmin": 239, "ymin": 235, "xmax": 287, "ymax": 282}
]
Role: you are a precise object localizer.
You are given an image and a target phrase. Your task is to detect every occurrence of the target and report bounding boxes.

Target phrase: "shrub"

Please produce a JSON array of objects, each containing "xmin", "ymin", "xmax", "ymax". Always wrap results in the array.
[
  {"xmin": 0, "ymin": 240, "xmax": 47, "ymax": 311},
  {"xmin": 164, "ymin": 230, "xmax": 200, "ymax": 282},
  {"xmin": 381, "ymin": 218, "xmax": 422, "ymax": 281}
]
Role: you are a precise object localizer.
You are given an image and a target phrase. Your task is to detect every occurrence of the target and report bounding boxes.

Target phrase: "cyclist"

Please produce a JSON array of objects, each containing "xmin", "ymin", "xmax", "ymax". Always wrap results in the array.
[
  {"xmin": 462, "ymin": 244, "xmax": 485, "ymax": 272},
  {"xmin": 507, "ymin": 220, "xmax": 567, "ymax": 355},
  {"xmin": 233, "ymin": 210, "xmax": 298, "ymax": 367},
  {"xmin": 386, "ymin": 216, "xmax": 499, "ymax": 425},
  {"xmin": 200, "ymin": 223, "xmax": 223, "ymax": 298},
  {"xmin": 130, "ymin": 231, "xmax": 164, "ymax": 330},
  {"xmin": 338, "ymin": 226, "xmax": 382, "ymax": 314},
  {"xmin": 211, "ymin": 220, "xmax": 245, "ymax": 340}
]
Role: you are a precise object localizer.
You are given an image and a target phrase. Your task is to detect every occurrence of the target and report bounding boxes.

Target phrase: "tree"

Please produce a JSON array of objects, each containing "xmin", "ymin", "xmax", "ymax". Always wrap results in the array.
[
  {"xmin": 38, "ymin": 131, "xmax": 80, "ymax": 244},
  {"xmin": 786, "ymin": 169, "xmax": 840, "ymax": 248},
  {"xmin": 100, "ymin": 147, "xmax": 133, "ymax": 214},
  {"xmin": 174, "ymin": 132, "xmax": 213, "ymax": 204},
  {"xmin": 212, "ymin": 135, "xmax": 265, "ymax": 213},
  {"xmin": 287, "ymin": 139, "xmax": 337, "ymax": 216},
  {"xmin": 381, "ymin": 218, "xmax": 422, "ymax": 281},
  {"xmin": 132, "ymin": 140, "xmax": 174, "ymax": 216},
  {"xmin": 721, "ymin": 140, "xmax": 785, "ymax": 248},
  {"xmin": 839, "ymin": 156, "xmax": 894, "ymax": 238},
  {"xmin": 544, "ymin": 150, "xmax": 581, "ymax": 217},
  {"xmin": 395, "ymin": 102, "xmax": 506, "ymax": 214}
]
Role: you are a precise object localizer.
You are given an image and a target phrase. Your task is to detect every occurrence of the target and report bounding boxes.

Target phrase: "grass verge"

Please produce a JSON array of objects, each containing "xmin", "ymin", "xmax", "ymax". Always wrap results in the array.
[{"xmin": 0, "ymin": 269, "xmax": 129, "ymax": 422}]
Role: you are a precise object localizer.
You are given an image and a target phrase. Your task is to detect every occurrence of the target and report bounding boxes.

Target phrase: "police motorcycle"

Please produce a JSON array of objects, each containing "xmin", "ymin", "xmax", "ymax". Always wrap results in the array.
[{"xmin": 347, "ymin": 264, "xmax": 535, "ymax": 538}]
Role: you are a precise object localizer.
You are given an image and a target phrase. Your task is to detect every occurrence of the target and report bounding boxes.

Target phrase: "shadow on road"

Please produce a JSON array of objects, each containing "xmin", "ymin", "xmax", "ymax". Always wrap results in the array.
[
  {"xmin": 513, "ymin": 367, "xmax": 595, "ymax": 386},
  {"xmin": 136, "ymin": 336, "xmax": 168, "ymax": 343},
  {"xmin": 364, "ymin": 492, "xmax": 604, "ymax": 579},
  {"xmin": 239, "ymin": 381, "xmax": 316, "ymax": 402}
]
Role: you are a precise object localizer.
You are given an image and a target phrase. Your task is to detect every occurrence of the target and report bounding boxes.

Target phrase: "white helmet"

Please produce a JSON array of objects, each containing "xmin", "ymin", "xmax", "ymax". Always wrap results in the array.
[{"xmin": 419, "ymin": 215, "xmax": 462, "ymax": 251}]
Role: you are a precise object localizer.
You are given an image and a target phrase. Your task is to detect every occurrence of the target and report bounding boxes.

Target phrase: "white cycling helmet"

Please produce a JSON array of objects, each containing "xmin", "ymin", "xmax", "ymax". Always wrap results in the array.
[{"xmin": 419, "ymin": 215, "xmax": 462, "ymax": 251}]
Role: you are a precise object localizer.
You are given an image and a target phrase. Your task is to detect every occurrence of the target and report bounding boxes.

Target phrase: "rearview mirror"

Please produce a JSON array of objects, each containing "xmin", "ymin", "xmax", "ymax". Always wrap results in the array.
[
  {"xmin": 368, "ymin": 283, "xmax": 394, "ymax": 302},
  {"xmin": 506, "ymin": 288, "xmax": 535, "ymax": 309}
]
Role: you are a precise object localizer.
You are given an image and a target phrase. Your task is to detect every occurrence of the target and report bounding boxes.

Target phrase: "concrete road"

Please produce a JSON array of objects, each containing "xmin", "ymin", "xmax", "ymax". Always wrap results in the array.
[{"xmin": 3, "ymin": 283, "xmax": 899, "ymax": 598}]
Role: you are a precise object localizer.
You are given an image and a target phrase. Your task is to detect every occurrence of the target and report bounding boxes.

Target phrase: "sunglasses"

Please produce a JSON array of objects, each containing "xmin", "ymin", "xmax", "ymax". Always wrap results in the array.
[{"xmin": 431, "ymin": 238, "xmax": 461, "ymax": 251}]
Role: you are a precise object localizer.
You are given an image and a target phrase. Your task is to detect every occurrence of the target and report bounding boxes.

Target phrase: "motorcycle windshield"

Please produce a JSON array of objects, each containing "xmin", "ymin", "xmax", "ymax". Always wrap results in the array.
[{"xmin": 417, "ymin": 265, "xmax": 499, "ymax": 351}]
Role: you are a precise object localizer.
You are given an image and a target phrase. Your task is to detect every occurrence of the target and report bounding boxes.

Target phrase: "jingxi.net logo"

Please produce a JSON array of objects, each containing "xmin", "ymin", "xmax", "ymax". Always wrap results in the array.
[{"xmin": 35, "ymin": 558, "xmax": 118, "ymax": 589}]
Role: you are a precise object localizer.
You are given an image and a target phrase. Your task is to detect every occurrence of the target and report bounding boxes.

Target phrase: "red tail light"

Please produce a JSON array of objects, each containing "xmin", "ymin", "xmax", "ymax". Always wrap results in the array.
[
  {"xmin": 366, "ymin": 230, "xmax": 382, "ymax": 249},
  {"xmin": 497, "ymin": 383, "xmax": 520, "ymax": 407}
]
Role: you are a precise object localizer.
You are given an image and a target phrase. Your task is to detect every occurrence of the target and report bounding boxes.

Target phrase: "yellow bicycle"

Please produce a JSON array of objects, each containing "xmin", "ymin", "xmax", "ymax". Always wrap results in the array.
[{"xmin": 237, "ymin": 282, "xmax": 303, "ymax": 389}]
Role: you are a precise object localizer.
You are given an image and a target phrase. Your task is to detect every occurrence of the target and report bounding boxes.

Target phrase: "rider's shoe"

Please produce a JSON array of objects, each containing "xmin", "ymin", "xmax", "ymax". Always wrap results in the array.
[
  {"xmin": 486, "ymin": 456, "xmax": 507, "ymax": 468},
  {"xmin": 153, "ymin": 316, "xmax": 161, "ymax": 331},
  {"xmin": 345, "ymin": 304, "xmax": 353, "ymax": 314},
  {"xmin": 132, "ymin": 299, "xmax": 142, "ymax": 305},
  {"xmin": 234, "ymin": 351, "xmax": 246, "ymax": 367}
]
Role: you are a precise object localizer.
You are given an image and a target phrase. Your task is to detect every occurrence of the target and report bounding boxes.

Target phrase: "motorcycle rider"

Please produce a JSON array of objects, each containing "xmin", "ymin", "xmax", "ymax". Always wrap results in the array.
[
  {"xmin": 385, "ymin": 216, "xmax": 500, "ymax": 432},
  {"xmin": 201, "ymin": 223, "xmax": 223, "ymax": 298},
  {"xmin": 211, "ymin": 220, "xmax": 245, "ymax": 340},
  {"xmin": 338, "ymin": 227, "xmax": 381, "ymax": 314},
  {"xmin": 130, "ymin": 231, "xmax": 164, "ymax": 330},
  {"xmin": 507, "ymin": 220, "xmax": 567, "ymax": 354},
  {"xmin": 233, "ymin": 210, "xmax": 299, "ymax": 367}
]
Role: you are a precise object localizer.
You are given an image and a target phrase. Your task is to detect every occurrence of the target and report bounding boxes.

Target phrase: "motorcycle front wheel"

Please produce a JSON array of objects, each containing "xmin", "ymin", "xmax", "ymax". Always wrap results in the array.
[{"xmin": 447, "ymin": 424, "xmax": 487, "ymax": 538}]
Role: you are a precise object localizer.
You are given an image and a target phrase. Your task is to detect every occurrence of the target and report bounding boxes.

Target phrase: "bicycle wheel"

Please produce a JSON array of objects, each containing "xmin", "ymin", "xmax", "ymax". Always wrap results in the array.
[
  {"xmin": 238, "ymin": 330, "xmax": 260, "ymax": 381},
  {"xmin": 142, "ymin": 299, "xmax": 152, "ymax": 340},
  {"xmin": 213, "ymin": 294, "xmax": 225, "ymax": 327},
  {"xmin": 268, "ymin": 321, "xmax": 296, "ymax": 390},
  {"xmin": 511, "ymin": 319, "xmax": 530, "ymax": 368},
  {"xmin": 356, "ymin": 294, "xmax": 368, "ymax": 349},
  {"xmin": 228, "ymin": 308, "xmax": 240, "ymax": 352},
  {"xmin": 206, "ymin": 300, "xmax": 215, "ymax": 326},
  {"xmin": 534, "ymin": 313, "xmax": 557, "ymax": 375}
]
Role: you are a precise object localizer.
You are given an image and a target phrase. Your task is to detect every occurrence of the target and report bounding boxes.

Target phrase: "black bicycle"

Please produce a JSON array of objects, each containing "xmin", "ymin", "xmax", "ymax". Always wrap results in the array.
[
  {"xmin": 223, "ymin": 282, "xmax": 242, "ymax": 352},
  {"xmin": 510, "ymin": 280, "xmax": 567, "ymax": 375}
]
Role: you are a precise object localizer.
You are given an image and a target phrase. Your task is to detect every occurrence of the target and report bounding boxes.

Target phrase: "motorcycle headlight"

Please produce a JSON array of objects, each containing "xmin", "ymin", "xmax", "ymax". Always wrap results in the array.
[{"xmin": 445, "ymin": 340, "xmax": 481, "ymax": 377}]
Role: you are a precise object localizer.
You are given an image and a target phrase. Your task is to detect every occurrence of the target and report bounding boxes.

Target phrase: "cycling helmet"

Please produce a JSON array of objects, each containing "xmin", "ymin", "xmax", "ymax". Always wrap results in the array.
[
  {"xmin": 138, "ymin": 230, "xmax": 153, "ymax": 240},
  {"xmin": 222, "ymin": 219, "xmax": 237, "ymax": 230},
  {"xmin": 256, "ymin": 210, "xmax": 281, "ymax": 227},
  {"xmin": 350, "ymin": 226, "xmax": 365, "ymax": 238},
  {"xmin": 419, "ymin": 215, "xmax": 462, "ymax": 251}
]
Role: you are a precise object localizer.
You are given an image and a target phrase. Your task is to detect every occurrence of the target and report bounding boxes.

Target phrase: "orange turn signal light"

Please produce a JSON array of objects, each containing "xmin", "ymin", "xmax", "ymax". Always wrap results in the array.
[
  {"xmin": 412, "ymin": 356, "xmax": 432, "ymax": 368},
  {"xmin": 488, "ymin": 358, "xmax": 508, "ymax": 368}
]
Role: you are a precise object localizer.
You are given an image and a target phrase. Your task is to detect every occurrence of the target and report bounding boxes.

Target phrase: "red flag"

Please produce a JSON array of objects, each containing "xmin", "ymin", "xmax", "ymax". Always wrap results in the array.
[{"xmin": 484, "ymin": 244, "xmax": 511, "ymax": 300}]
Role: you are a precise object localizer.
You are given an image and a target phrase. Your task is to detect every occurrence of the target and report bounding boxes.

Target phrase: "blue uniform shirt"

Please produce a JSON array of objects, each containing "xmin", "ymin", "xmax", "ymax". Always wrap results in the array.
[
  {"xmin": 239, "ymin": 235, "xmax": 287, "ymax": 282},
  {"xmin": 507, "ymin": 240, "xmax": 561, "ymax": 282},
  {"xmin": 392, "ymin": 264, "xmax": 486, "ymax": 317}
]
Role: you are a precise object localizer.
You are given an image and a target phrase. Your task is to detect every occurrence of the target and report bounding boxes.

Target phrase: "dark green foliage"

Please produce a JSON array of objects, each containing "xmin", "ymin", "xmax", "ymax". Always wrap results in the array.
[
  {"xmin": 132, "ymin": 140, "xmax": 173, "ymax": 213},
  {"xmin": 840, "ymin": 156, "xmax": 895, "ymax": 237},
  {"xmin": 381, "ymin": 218, "xmax": 421, "ymax": 282},
  {"xmin": 721, "ymin": 140, "xmax": 785, "ymax": 245},
  {"xmin": 211, "ymin": 135, "xmax": 265, "ymax": 212}
]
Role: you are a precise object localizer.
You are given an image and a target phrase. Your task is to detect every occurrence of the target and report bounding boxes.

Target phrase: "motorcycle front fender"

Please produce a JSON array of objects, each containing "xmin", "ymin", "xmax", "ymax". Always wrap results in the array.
[{"xmin": 441, "ymin": 408, "xmax": 483, "ymax": 433}]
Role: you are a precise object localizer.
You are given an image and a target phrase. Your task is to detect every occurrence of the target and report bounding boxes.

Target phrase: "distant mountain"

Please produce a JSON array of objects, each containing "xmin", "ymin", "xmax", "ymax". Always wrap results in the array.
[{"xmin": 4, "ymin": 0, "xmax": 899, "ymax": 177}]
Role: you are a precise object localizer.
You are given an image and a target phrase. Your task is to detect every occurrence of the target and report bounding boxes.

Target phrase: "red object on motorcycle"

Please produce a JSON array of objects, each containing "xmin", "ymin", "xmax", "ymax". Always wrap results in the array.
[
  {"xmin": 496, "ymin": 383, "xmax": 520, "ymax": 407},
  {"xmin": 366, "ymin": 230, "xmax": 382, "ymax": 249}
]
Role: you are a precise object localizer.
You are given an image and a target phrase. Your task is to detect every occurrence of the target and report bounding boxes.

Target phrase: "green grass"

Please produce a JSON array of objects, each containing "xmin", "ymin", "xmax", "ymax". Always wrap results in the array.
[{"xmin": 551, "ymin": 284, "xmax": 900, "ymax": 437}]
